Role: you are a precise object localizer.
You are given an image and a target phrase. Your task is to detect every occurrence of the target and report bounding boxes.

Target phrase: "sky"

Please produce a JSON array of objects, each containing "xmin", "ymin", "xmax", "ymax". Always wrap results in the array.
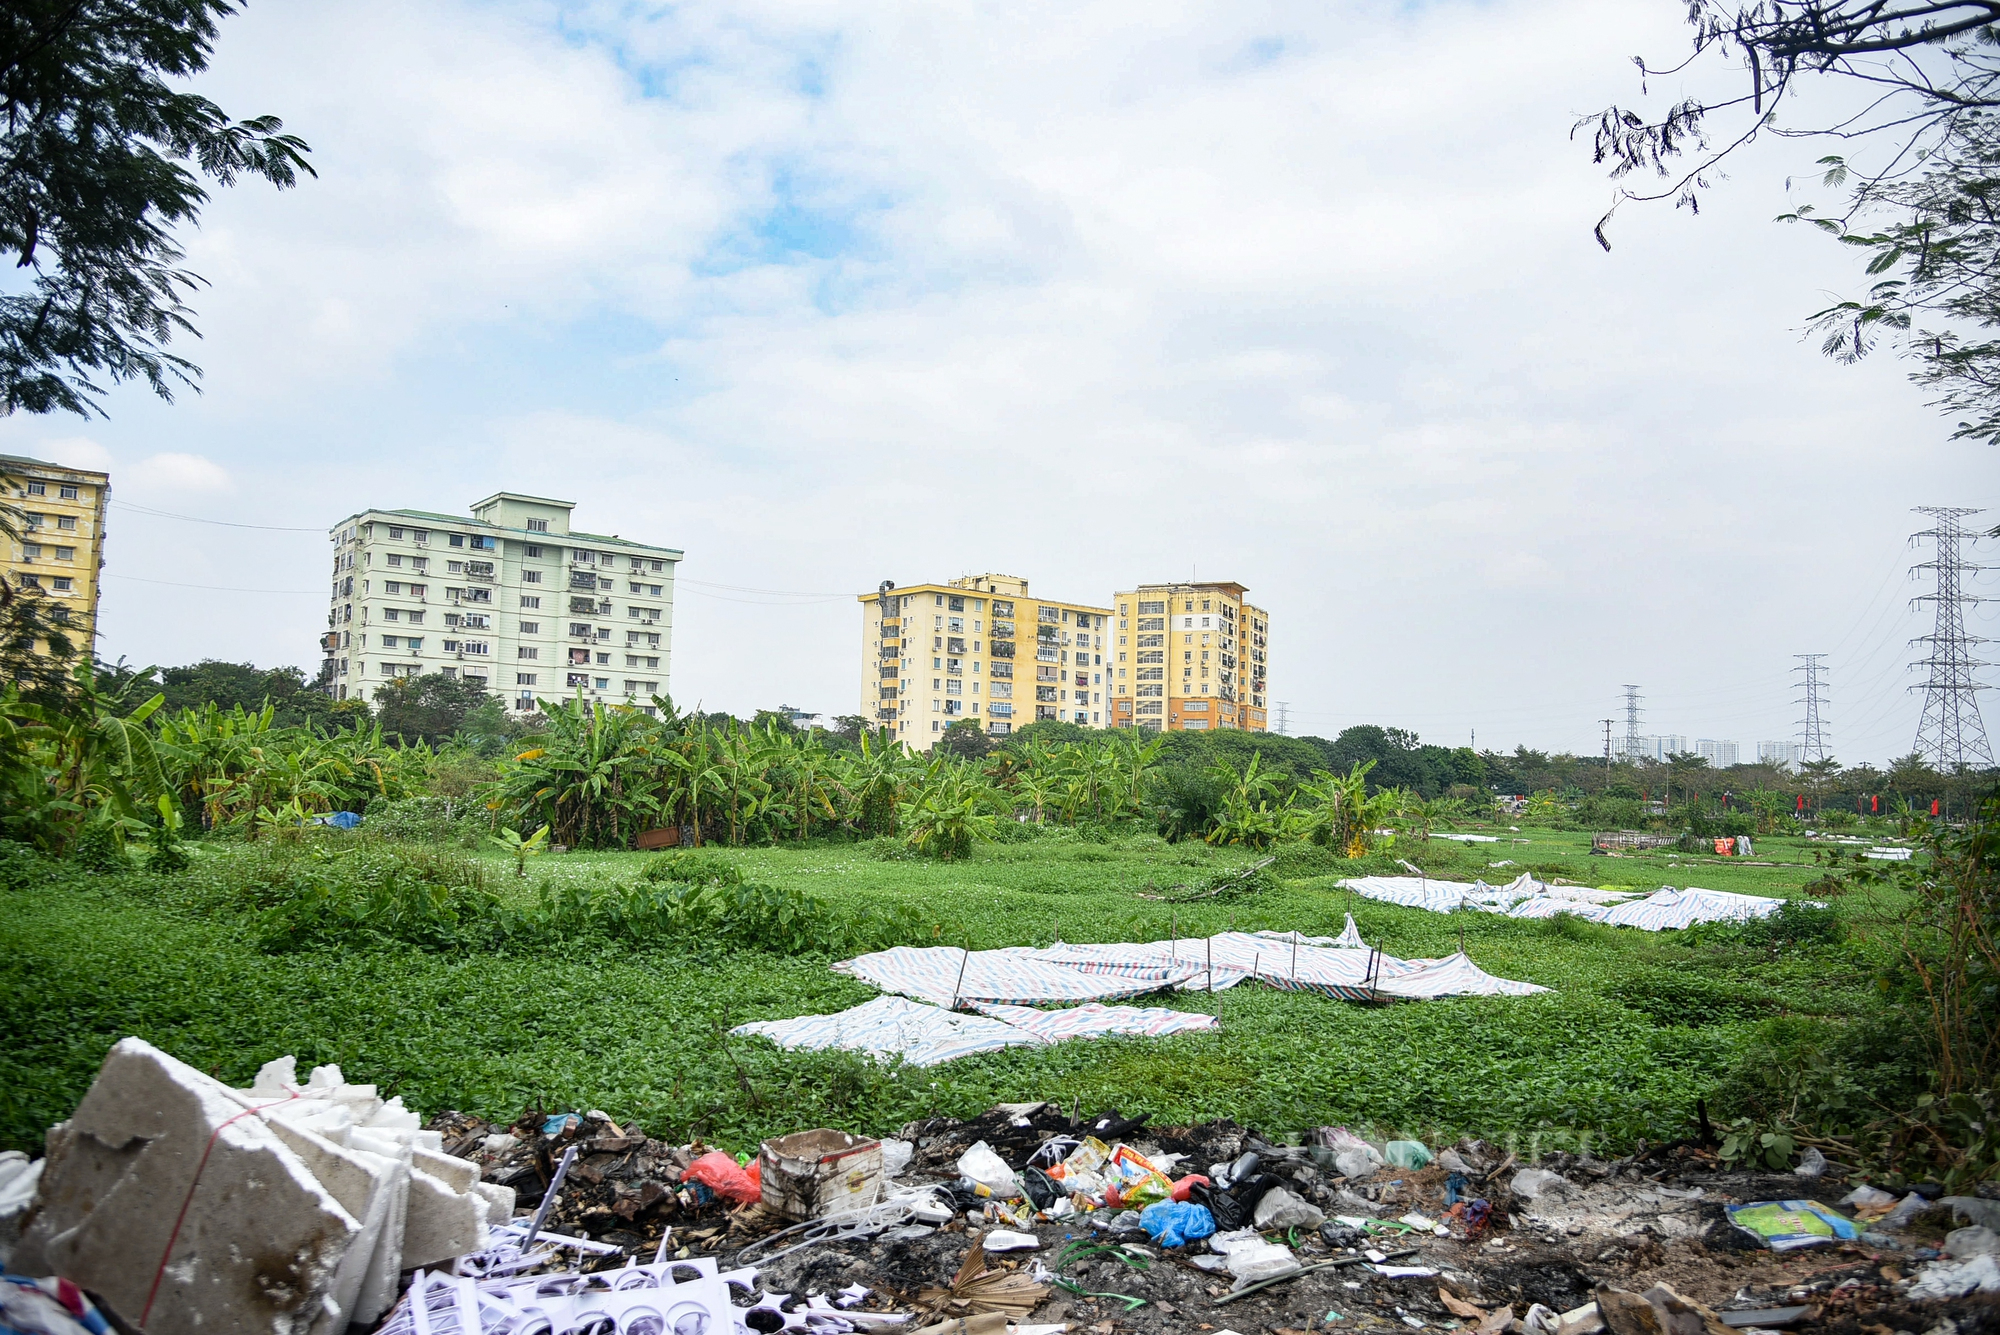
[{"xmin": 3, "ymin": 0, "xmax": 1993, "ymax": 765}]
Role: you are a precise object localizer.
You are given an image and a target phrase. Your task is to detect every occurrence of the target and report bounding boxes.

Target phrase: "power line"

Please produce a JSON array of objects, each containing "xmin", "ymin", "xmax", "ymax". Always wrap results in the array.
[
  {"xmin": 1621, "ymin": 684, "xmax": 1643, "ymax": 760},
  {"xmin": 110, "ymin": 500, "xmax": 323, "ymax": 532},
  {"xmin": 106, "ymin": 573, "xmax": 321, "ymax": 594},
  {"xmin": 1794, "ymin": 654, "xmax": 1830, "ymax": 764},
  {"xmin": 1909, "ymin": 506, "xmax": 1994, "ymax": 768},
  {"xmin": 678, "ymin": 577, "xmax": 848, "ymax": 598}
]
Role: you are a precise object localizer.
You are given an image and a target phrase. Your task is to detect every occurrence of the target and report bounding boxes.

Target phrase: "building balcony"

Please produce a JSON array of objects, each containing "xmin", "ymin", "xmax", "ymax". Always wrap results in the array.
[
  {"xmin": 990, "ymin": 641, "xmax": 1015, "ymax": 658},
  {"xmin": 1036, "ymin": 648, "xmax": 1059, "ymax": 663}
]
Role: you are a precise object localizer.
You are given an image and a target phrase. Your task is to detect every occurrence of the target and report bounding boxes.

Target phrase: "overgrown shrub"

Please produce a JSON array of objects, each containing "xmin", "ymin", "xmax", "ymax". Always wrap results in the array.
[
  {"xmin": 0, "ymin": 841, "xmax": 52, "ymax": 892},
  {"xmin": 1604, "ymin": 968, "xmax": 1787, "ymax": 1027},
  {"xmin": 640, "ymin": 851, "xmax": 744, "ymax": 886},
  {"xmin": 1681, "ymin": 900, "xmax": 1846, "ymax": 955},
  {"xmin": 986, "ymin": 818, "xmax": 1038, "ymax": 844},
  {"xmin": 68, "ymin": 823, "xmax": 129, "ymax": 874},
  {"xmin": 1271, "ymin": 843, "xmax": 1344, "ymax": 878},
  {"xmin": 257, "ymin": 870, "xmax": 508, "ymax": 953},
  {"xmin": 365, "ymin": 797, "xmax": 484, "ymax": 847}
]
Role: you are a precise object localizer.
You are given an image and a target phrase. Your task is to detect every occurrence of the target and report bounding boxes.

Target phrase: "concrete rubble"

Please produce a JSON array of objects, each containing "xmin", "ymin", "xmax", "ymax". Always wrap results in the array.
[{"xmin": 3, "ymin": 1038, "xmax": 510, "ymax": 1335}]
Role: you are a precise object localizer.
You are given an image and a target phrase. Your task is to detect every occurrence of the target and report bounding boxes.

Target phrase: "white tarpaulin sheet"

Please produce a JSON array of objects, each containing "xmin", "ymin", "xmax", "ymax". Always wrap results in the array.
[
  {"xmin": 836, "ymin": 916, "xmax": 1546, "ymax": 1008},
  {"xmin": 744, "ymin": 915, "xmax": 1546, "ymax": 1064},
  {"xmin": 731, "ymin": 994, "xmax": 1218, "ymax": 1066},
  {"xmin": 1371, "ymin": 951, "xmax": 1549, "ymax": 999},
  {"xmin": 1337, "ymin": 875, "xmax": 1787, "ymax": 931}
]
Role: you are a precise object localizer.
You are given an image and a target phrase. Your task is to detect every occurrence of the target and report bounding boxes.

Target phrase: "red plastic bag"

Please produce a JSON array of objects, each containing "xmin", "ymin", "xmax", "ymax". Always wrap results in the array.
[
  {"xmin": 1171, "ymin": 1174, "xmax": 1211, "ymax": 1203},
  {"xmin": 682, "ymin": 1150, "xmax": 761, "ymax": 1204}
]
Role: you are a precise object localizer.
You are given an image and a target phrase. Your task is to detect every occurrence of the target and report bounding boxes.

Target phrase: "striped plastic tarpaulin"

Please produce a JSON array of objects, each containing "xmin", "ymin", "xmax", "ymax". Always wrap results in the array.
[
  {"xmin": 1031, "ymin": 922, "xmax": 1401, "ymax": 1001},
  {"xmin": 831, "ymin": 944, "xmax": 1207, "ymax": 1006},
  {"xmin": 1338, "ymin": 874, "xmax": 1791, "ymax": 932},
  {"xmin": 1374, "ymin": 952, "xmax": 1550, "ymax": 999},
  {"xmin": 1503, "ymin": 896, "xmax": 1614, "ymax": 922},
  {"xmin": 1598, "ymin": 886, "xmax": 1788, "ymax": 931},
  {"xmin": 731, "ymin": 995, "xmax": 1218, "ymax": 1066},
  {"xmin": 970, "ymin": 1002, "xmax": 1220, "ymax": 1044}
]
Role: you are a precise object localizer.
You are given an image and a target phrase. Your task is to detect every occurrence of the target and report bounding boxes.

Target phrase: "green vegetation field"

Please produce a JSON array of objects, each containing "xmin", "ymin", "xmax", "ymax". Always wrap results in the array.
[{"xmin": 0, "ymin": 823, "xmax": 1905, "ymax": 1161}]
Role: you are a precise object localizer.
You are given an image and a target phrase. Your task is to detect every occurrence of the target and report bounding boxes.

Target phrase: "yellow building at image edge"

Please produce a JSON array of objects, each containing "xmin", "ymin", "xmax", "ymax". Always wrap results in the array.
[
  {"xmin": 857, "ymin": 574, "xmax": 1110, "ymax": 750},
  {"xmin": 2, "ymin": 454, "xmax": 109, "ymax": 654}
]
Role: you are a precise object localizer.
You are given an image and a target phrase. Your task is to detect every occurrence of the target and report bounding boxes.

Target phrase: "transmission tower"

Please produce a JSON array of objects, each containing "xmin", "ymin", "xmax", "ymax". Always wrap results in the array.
[
  {"xmin": 1276, "ymin": 702, "xmax": 1290, "ymax": 736},
  {"xmin": 1621, "ymin": 685, "xmax": 1643, "ymax": 761},
  {"xmin": 1909, "ymin": 507, "xmax": 1994, "ymax": 769},
  {"xmin": 1793, "ymin": 655, "xmax": 1830, "ymax": 764}
]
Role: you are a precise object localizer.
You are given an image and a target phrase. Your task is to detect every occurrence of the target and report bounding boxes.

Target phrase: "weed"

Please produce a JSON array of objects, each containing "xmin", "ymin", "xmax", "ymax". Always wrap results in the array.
[
  {"xmin": 640, "ymin": 851, "xmax": 745, "ymax": 887},
  {"xmin": 0, "ymin": 824, "xmax": 1892, "ymax": 1161}
]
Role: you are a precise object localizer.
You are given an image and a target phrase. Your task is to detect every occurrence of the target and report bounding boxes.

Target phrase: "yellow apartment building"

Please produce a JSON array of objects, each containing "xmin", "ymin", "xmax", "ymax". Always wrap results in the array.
[
  {"xmin": 2, "ymin": 454, "xmax": 109, "ymax": 656},
  {"xmin": 857, "ymin": 573, "xmax": 1112, "ymax": 749},
  {"xmin": 1108, "ymin": 582, "xmax": 1269, "ymax": 732}
]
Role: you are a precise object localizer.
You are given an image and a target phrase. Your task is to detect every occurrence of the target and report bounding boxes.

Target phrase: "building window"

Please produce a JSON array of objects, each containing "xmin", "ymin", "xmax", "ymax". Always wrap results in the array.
[
  {"xmin": 24, "ymin": 482, "xmax": 44, "ymax": 496},
  {"xmin": 522, "ymin": 570, "xmax": 542, "ymax": 583},
  {"xmin": 517, "ymin": 673, "xmax": 537, "ymax": 685},
  {"xmin": 527, "ymin": 518, "xmax": 549, "ymax": 532},
  {"xmin": 519, "ymin": 647, "xmax": 538, "ymax": 659},
  {"xmin": 519, "ymin": 621, "xmax": 539, "ymax": 634},
  {"xmin": 520, "ymin": 595, "xmax": 539, "ymax": 608},
  {"xmin": 57, "ymin": 515, "xmax": 75, "ymax": 531},
  {"xmin": 51, "ymin": 577, "xmax": 72, "ymax": 592}
]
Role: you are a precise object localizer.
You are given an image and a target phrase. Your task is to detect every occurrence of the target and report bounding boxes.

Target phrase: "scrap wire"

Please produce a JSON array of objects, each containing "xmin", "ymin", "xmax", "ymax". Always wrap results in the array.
[{"xmin": 732, "ymin": 1197, "xmax": 921, "ymax": 1266}]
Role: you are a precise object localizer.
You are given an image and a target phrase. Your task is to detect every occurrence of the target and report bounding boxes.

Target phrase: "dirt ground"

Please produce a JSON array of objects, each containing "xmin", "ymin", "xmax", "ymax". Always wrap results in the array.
[{"xmin": 424, "ymin": 1104, "xmax": 1999, "ymax": 1335}]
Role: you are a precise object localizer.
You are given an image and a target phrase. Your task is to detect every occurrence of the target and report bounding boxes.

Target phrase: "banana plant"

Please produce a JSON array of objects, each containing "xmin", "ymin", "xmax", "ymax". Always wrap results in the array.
[{"xmin": 489, "ymin": 823, "xmax": 550, "ymax": 876}]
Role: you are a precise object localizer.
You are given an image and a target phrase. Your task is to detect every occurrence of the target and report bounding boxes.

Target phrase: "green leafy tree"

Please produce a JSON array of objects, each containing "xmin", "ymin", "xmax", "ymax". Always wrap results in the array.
[
  {"xmin": 1583, "ymin": 0, "xmax": 2000, "ymax": 441},
  {"xmin": 935, "ymin": 718, "xmax": 995, "ymax": 761},
  {"xmin": 3, "ymin": 1, "xmax": 314, "ymax": 416},
  {"xmin": 371, "ymin": 672, "xmax": 491, "ymax": 748},
  {"xmin": 0, "ymin": 584, "xmax": 82, "ymax": 708}
]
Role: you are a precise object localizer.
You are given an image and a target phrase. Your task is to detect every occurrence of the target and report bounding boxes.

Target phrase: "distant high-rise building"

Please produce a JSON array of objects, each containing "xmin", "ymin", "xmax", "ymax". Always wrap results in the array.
[
  {"xmin": 1109, "ymin": 582, "xmax": 1269, "ymax": 733},
  {"xmin": 857, "ymin": 573, "xmax": 1109, "ymax": 749},
  {"xmin": 1623, "ymin": 734, "xmax": 1689, "ymax": 761},
  {"xmin": 2, "ymin": 453, "xmax": 109, "ymax": 656},
  {"xmin": 326, "ymin": 492, "xmax": 680, "ymax": 714},
  {"xmin": 1757, "ymin": 740, "xmax": 1800, "ymax": 768},
  {"xmin": 1695, "ymin": 738, "xmax": 1740, "ymax": 767}
]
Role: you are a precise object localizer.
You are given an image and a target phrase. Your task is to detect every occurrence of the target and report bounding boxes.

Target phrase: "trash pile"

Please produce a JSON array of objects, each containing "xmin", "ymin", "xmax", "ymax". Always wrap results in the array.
[{"xmin": 5, "ymin": 1037, "xmax": 1999, "ymax": 1335}]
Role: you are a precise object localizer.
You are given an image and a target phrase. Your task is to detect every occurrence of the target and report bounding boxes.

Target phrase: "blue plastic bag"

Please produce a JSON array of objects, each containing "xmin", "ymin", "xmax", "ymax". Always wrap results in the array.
[{"xmin": 1140, "ymin": 1199, "xmax": 1217, "ymax": 1248}]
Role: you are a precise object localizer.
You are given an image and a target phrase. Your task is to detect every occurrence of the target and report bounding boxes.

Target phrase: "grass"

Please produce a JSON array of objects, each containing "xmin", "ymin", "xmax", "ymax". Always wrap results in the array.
[{"xmin": 0, "ymin": 824, "xmax": 1899, "ymax": 1161}]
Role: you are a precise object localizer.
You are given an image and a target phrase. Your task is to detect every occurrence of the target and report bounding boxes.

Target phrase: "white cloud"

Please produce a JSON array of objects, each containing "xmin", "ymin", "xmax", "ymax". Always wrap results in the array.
[
  {"xmin": 125, "ymin": 453, "xmax": 234, "ymax": 494},
  {"xmin": 14, "ymin": 436, "xmax": 113, "ymax": 472},
  {"xmin": 10, "ymin": 0, "xmax": 1987, "ymax": 762}
]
